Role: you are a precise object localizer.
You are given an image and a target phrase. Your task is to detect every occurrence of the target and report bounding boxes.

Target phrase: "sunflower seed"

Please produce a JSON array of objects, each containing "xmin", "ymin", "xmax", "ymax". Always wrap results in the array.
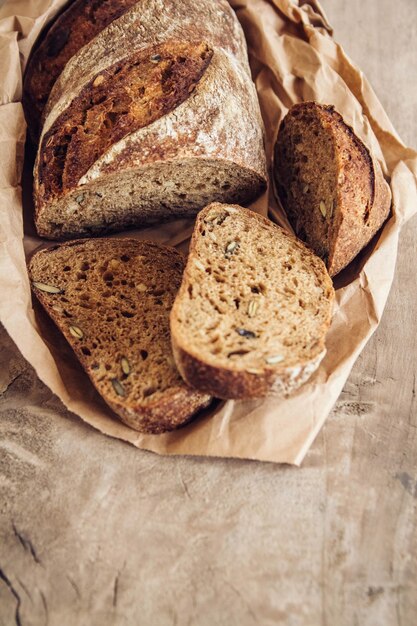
[
  {"xmin": 303, "ymin": 184, "xmax": 309, "ymax": 193},
  {"xmin": 236, "ymin": 328, "xmax": 257, "ymax": 339},
  {"xmin": 247, "ymin": 300, "xmax": 258, "ymax": 318},
  {"xmin": 32, "ymin": 281, "xmax": 63, "ymax": 294},
  {"xmin": 93, "ymin": 74, "xmax": 104, "ymax": 87},
  {"xmin": 121, "ymin": 357, "xmax": 130, "ymax": 376},
  {"xmin": 265, "ymin": 355, "xmax": 284, "ymax": 364},
  {"xmin": 136, "ymin": 283, "xmax": 147, "ymax": 292},
  {"xmin": 194, "ymin": 259, "xmax": 205, "ymax": 271},
  {"xmin": 112, "ymin": 378, "xmax": 126, "ymax": 397},
  {"xmin": 225, "ymin": 241, "xmax": 239, "ymax": 258},
  {"xmin": 246, "ymin": 368, "xmax": 263, "ymax": 375},
  {"xmin": 69, "ymin": 325, "xmax": 84, "ymax": 339},
  {"xmin": 319, "ymin": 200, "xmax": 327, "ymax": 217}
]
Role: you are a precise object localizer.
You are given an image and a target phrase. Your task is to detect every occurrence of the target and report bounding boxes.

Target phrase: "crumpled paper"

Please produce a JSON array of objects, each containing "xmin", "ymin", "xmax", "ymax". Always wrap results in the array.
[{"xmin": 0, "ymin": 0, "xmax": 416, "ymax": 464}]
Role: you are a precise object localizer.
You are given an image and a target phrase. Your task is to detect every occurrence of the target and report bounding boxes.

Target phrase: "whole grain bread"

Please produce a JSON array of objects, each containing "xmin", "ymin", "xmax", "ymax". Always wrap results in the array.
[
  {"xmin": 28, "ymin": 238, "xmax": 211, "ymax": 433},
  {"xmin": 170, "ymin": 203, "xmax": 335, "ymax": 400},
  {"xmin": 23, "ymin": 0, "xmax": 139, "ymax": 142},
  {"xmin": 33, "ymin": 0, "xmax": 267, "ymax": 240},
  {"xmin": 273, "ymin": 102, "xmax": 391, "ymax": 276}
]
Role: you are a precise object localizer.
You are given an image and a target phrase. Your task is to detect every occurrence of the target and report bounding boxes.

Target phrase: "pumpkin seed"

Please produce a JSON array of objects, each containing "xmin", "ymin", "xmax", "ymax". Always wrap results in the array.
[
  {"xmin": 69, "ymin": 325, "xmax": 84, "ymax": 339},
  {"xmin": 32, "ymin": 281, "xmax": 63, "ymax": 294},
  {"xmin": 194, "ymin": 259, "xmax": 205, "ymax": 271},
  {"xmin": 265, "ymin": 355, "xmax": 284, "ymax": 364},
  {"xmin": 236, "ymin": 328, "xmax": 257, "ymax": 339},
  {"xmin": 112, "ymin": 379, "xmax": 126, "ymax": 397},
  {"xmin": 121, "ymin": 357, "xmax": 130, "ymax": 376},
  {"xmin": 247, "ymin": 300, "xmax": 258, "ymax": 318}
]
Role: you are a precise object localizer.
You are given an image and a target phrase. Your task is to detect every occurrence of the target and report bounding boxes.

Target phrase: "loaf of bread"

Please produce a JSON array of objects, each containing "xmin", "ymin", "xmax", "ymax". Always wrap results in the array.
[
  {"xmin": 273, "ymin": 102, "xmax": 391, "ymax": 276},
  {"xmin": 33, "ymin": 0, "xmax": 267, "ymax": 240},
  {"xmin": 28, "ymin": 238, "xmax": 211, "ymax": 433},
  {"xmin": 23, "ymin": 0, "xmax": 139, "ymax": 142},
  {"xmin": 170, "ymin": 203, "xmax": 334, "ymax": 400}
]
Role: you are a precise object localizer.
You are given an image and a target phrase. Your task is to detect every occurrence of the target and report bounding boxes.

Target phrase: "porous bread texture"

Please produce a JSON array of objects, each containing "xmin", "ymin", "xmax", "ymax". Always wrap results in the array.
[
  {"xmin": 273, "ymin": 102, "xmax": 391, "ymax": 276},
  {"xmin": 34, "ymin": 0, "xmax": 267, "ymax": 240},
  {"xmin": 28, "ymin": 239, "xmax": 211, "ymax": 433},
  {"xmin": 170, "ymin": 203, "xmax": 335, "ymax": 400},
  {"xmin": 23, "ymin": 0, "xmax": 139, "ymax": 141},
  {"xmin": 36, "ymin": 158, "xmax": 259, "ymax": 239}
]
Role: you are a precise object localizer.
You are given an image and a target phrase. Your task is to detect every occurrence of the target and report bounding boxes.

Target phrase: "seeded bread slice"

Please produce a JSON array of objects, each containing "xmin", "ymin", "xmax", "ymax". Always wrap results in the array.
[
  {"xmin": 28, "ymin": 239, "xmax": 211, "ymax": 433},
  {"xmin": 170, "ymin": 203, "xmax": 335, "ymax": 400},
  {"xmin": 273, "ymin": 102, "xmax": 391, "ymax": 276}
]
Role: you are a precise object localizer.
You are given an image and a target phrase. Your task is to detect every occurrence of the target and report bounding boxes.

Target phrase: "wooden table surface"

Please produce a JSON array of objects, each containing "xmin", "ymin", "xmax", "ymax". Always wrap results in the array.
[{"xmin": 1, "ymin": 1, "xmax": 416, "ymax": 625}]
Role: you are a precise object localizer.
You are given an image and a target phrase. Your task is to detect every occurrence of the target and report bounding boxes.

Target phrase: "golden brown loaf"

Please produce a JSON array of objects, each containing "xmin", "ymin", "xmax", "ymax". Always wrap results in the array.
[
  {"xmin": 273, "ymin": 102, "xmax": 391, "ymax": 276},
  {"xmin": 33, "ymin": 0, "xmax": 267, "ymax": 240},
  {"xmin": 29, "ymin": 238, "xmax": 211, "ymax": 433},
  {"xmin": 170, "ymin": 203, "xmax": 335, "ymax": 400}
]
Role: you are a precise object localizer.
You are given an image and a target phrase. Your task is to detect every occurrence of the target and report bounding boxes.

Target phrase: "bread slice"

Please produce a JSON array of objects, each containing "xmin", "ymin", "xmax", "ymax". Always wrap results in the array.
[
  {"xmin": 23, "ymin": 0, "xmax": 139, "ymax": 142},
  {"xmin": 28, "ymin": 238, "xmax": 211, "ymax": 433},
  {"xmin": 170, "ymin": 203, "xmax": 335, "ymax": 400},
  {"xmin": 273, "ymin": 102, "xmax": 391, "ymax": 276}
]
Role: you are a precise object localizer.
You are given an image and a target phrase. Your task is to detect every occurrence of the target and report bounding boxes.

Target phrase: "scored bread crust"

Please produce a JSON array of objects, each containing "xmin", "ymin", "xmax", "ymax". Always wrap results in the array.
[
  {"xmin": 34, "ymin": 48, "xmax": 266, "ymax": 239},
  {"xmin": 42, "ymin": 0, "xmax": 249, "ymax": 126},
  {"xmin": 273, "ymin": 102, "xmax": 391, "ymax": 276},
  {"xmin": 23, "ymin": 0, "xmax": 139, "ymax": 142},
  {"xmin": 170, "ymin": 203, "xmax": 334, "ymax": 400},
  {"xmin": 33, "ymin": 0, "xmax": 266, "ymax": 239},
  {"xmin": 28, "ymin": 238, "xmax": 211, "ymax": 434}
]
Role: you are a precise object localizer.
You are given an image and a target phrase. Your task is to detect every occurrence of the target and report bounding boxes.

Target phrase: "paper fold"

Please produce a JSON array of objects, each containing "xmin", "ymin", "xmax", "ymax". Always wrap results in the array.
[{"xmin": 0, "ymin": 0, "xmax": 416, "ymax": 465}]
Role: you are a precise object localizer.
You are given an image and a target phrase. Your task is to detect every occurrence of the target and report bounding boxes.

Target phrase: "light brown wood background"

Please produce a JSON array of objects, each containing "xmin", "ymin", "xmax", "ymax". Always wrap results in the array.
[{"xmin": 1, "ymin": 1, "xmax": 416, "ymax": 625}]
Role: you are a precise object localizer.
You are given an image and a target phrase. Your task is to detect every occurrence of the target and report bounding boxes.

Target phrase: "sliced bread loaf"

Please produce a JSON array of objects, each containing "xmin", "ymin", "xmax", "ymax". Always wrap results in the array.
[
  {"xmin": 170, "ymin": 203, "xmax": 335, "ymax": 400},
  {"xmin": 273, "ymin": 102, "xmax": 391, "ymax": 276},
  {"xmin": 28, "ymin": 238, "xmax": 211, "ymax": 433}
]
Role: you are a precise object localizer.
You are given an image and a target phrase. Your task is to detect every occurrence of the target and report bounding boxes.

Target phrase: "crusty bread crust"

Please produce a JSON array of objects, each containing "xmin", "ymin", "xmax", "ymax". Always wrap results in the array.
[
  {"xmin": 172, "ymin": 341, "xmax": 325, "ymax": 400},
  {"xmin": 23, "ymin": 0, "xmax": 139, "ymax": 142},
  {"xmin": 28, "ymin": 238, "xmax": 211, "ymax": 433},
  {"xmin": 170, "ymin": 203, "xmax": 334, "ymax": 400},
  {"xmin": 273, "ymin": 102, "xmax": 391, "ymax": 276},
  {"xmin": 33, "ymin": 0, "xmax": 267, "ymax": 239}
]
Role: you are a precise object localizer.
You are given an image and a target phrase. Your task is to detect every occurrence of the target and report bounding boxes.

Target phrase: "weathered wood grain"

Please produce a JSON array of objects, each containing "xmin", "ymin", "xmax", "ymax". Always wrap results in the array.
[{"xmin": 0, "ymin": 1, "xmax": 416, "ymax": 625}]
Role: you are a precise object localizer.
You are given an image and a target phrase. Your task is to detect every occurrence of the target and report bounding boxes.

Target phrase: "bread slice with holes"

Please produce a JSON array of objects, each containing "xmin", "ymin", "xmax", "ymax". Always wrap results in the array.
[
  {"xmin": 273, "ymin": 102, "xmax": 391, "ymax": 276},
  {"xmin": 28, "ymin": 238, "xmax": 211, "ymax": 433},
  {"xmin": 170, "ymin": 203, "xmax": 335, "ymax": 400}
]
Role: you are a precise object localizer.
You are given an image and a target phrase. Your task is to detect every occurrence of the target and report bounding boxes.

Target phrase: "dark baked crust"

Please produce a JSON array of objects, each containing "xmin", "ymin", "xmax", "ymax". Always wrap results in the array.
[
  {"xmin": 33, "ymin": 0, "xmax": 267, "ymax": 240},
  {"xmin": 172, "ymin": 341, "xmax": 325, "ymax": 400},
  {"xmin": 37, "ymin": 40, "xmax": 213, "ymax": 203},
  {"xmin": 273, "ymin": 102, "xmax": 391, "ymax": 276},
  {"xmin": 23, "ymin": 0, "xmax": 139, "ymax": 142}
]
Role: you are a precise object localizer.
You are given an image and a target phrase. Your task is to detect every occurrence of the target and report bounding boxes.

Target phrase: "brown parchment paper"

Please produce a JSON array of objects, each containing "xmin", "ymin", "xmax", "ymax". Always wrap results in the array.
[{"xmin": 0, "ymin": 0, "xmax": 416, "ymax": 465}]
